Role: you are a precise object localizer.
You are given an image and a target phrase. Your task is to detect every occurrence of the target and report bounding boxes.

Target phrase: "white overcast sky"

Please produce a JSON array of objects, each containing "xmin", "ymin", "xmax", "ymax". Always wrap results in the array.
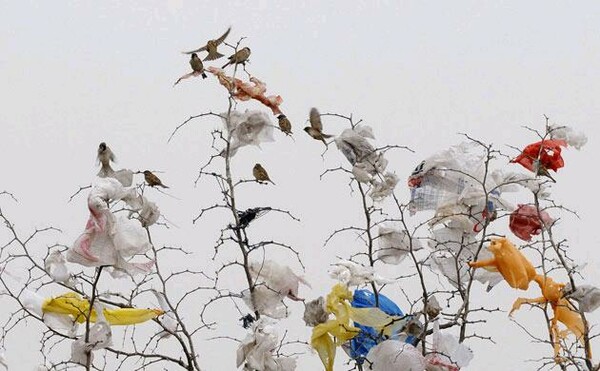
[{"xmin": 1, "ymin": 1, "xmax": 600, "ymax": 370}]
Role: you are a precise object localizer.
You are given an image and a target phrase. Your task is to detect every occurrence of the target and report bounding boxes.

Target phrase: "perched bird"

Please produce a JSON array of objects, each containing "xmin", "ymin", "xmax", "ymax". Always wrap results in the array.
[
  {"xmin": 183, "ymin": 27, "xmax": 231, "ymax": 61},
  {"xmin": 97, "ymin": 142, "xmax": 116, "ymax": 177},
  {"xmin": 304, "ymin": 107, "xmax": 333, "ymax": 145},
  {"xmin": 253, "ymin": 163, "xmax": 275, "ymax": 185},
  {"xmin": 222, "ymin": 47, "xmax": 251, "ymax": 69},
  {"xmin": 143, "ymin": 170, "xmax": 169, "ymax": 188},
  {"xmin": 277, "ymin": 114, "xmax": 292, "ymax": 135},
  {"xmin": 533, "ymin": 159, "xmax": 556, "ymax": 182},
  {"xmin": 189, "ymin": 53, "xmax": 207, "ymax": 79}
]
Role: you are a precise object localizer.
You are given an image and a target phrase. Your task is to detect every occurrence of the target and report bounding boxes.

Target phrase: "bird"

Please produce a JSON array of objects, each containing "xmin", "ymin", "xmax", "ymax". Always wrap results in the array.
[
  {"xmin": 277, "ymin": 114, "xmax": 292, "ymax": 135},
  {"xmin": 253, "ymin": 163, "xmax": 275, "ymax": 185},
  {"xmin": 143, "ymin": 170, "xmax": 169, "ymax": 188},
  {"xmin": 533, "ymin": 159, "xmax": 556, "ymax": 182},
  {"xmin": 97, "ymin": 142, "xmax": 116, "ymax": 177},
  {"xmin": 182, "ymin": 27, "xmax": 231, "ymax": 61},
  {"xmin": 304, "ymin": 107, "xmax": 333, "ymax": 145},
  {"xmin": 222, "ymin": 47, "xmax": 251, "ymax": 69},
  {"xmin": 189, "ymin": 53, "xmax": 207, "ymax": 79}
]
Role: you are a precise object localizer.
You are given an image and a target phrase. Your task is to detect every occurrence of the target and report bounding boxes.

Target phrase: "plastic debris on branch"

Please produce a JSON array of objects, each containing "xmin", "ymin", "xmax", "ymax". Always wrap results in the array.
[
  {"xmin": 334, "ymin": 125, "xmax": 398, "ymax": 201},
  {"xmin": 44, "ymin": 250, "xmax": 74, "ymax": 285},
  {"xmin": 310, "ymin": 284, "xmax": 407, "ymax": 371},
  {"xmin": 428, "ymin": 225, "xmax": 502, "ymax": 290},
  {"xmin": 23, "ymin": 291, "xmax": 163, "ymax": 326},
  {"xmin": 563, "ymin": 283, "xmax": 600, "ymax": 313},
  {"xmin": 66, "ymin": 178, "xmax": 156, "ymax": 277},
  {"xmin": 237, "ymin": 318, "xmax": 297, "ymax": 371},
  {"xmin": 408, "ymin": 142, "xmax": 513, "ymax": 231},
  {"xmin": 376, "ymin": 224, "xmax": 422, "ymax": 265},
  {"xmin": 549, "ymin": 125, "xmax": 588, "ymax": 150},
  {"xmin": 468, "ymin": 237, "xmax": 537, "ymax": 290},
  {"xmin": 207, "ymin": 67, "xmax": 283, "ymax": 115},
  {"xmin": 509, "ymin": 204, "xmax": 553, "ymax": 241},
  {"xmin": 220, "ymin": 110, "xmax": 275, "ymax": 157},
  {"xmin": 242, "ymin": 260, "xmax": 309, "ymax": 319},
  {"xmin": 510, "ymin": 139, "xmax": 567, "ymax": 178},
  {"xmin": 328, "ymin": 260, "xmax": 395, "ymax": 286},
  {"xmin": 349, "ymin": 289, "xmax": 413, "ymax": 363},
  {"xmin": 425, "ymin": 321, "xmax": 474, "ymax": 371},
  {"xmin": 510, "ymin": 275, "xmax": 585, "ymax": 361},
  {"xmin": 365, "ymin": 340, "xmax": 426, "ymax": 371},
  {"xmin": 70, "ymin": 303, "xmax": 112, "ymax": 365},
  {"xmin": 303, "ymin": 297, "xmax": 329, "ymax": 327},
  {"xmin": 151, "ymin": 289, "xmax": 178, "ymax": 338}
]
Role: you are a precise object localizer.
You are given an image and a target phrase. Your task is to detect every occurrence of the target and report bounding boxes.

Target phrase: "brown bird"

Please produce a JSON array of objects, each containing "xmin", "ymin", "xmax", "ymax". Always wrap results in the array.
[
  {"xmin": 222, "ymin": 47, "xmax": 251, "ymax": 69},
  {"xmin": 304, "ymin": 107, "xmax": 332, "ymax": 145},
  {"xmin": 532, "ymin": 159, "xmax": 556, "ymax": 182},
  {"xmin": 277, "ymin": 114, "xmax": 292, "ymax": 135},
  {"xmin": 183, "ymin": 27, "xmax": 232, "ymax": 61},
  {"xmin": 253, "ymin": 163, "xmax": 275, "ymax": 185},
  {"xmin": 97, "ymin": 142, "xmax": 116, "ymax": 177},
  {"xmin": 189, "ymin": 53, "xmax": 207, "ymax": 78},
  {"xmin": 143, "ymin": 170, "xmax": 169, "ymax": 188}
]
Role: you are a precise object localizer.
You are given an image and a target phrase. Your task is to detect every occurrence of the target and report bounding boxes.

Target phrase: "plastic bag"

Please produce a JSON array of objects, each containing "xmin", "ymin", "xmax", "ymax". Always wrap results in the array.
[
  {"xmin": 511, "ymin": 139, "xmax": 567, "ymax": 173},
  {"xmin": 564, "ymin": 283, "xmax": 600, "ymax": 312},
  {"xmin": 550, "ymin": 125, "xmax": 587, "ymax": 150},
  {"xmin": 509, "ymin": 204, "xmax": 553, "ymax": 241},
  {"xmin": 425, "ymin": 321, "xmax": 473, "ymax": 370},
  {"xmin": 328, "ymin": 260, "xmax": 394, "ymax": 286},
  {"xmin": 237, "ymin": 318, "xmax": 295, "ymax": 371},
  {"xmin": 66, "ymin": 178, "xmax": 154, "ymax": 276},
  {"xmin": 377, "ymin": 225, "xmax": 422, "ymax": 265},
  {"xmin": 349, "ymin": 290, "xmax": 412, "ymax": 362},
  {"xmin": 366, "ymin": 340, "xmax": 426, "ymax": 371},
  {"xmin": 221, "ymin": 110, "xmax": 275, "ymax": 156}
]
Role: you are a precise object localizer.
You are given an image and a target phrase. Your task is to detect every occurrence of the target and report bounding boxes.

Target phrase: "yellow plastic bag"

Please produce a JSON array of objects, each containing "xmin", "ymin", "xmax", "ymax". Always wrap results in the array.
[{"xmin": 42, "ymin": 292, "xmax": 163, "ymax": 325}]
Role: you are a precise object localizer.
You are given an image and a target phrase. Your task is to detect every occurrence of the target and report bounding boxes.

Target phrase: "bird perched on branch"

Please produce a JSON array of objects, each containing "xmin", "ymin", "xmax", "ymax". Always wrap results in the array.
[
  {"xmin": 277, "ymin": 114, "xmax": 292, "ymax": 136},
  {"xmin": 304, "ymin": 107, "xmax": 332, "ymax": 145},
  {"xmin": 253, "ymin": 163, "xmax": 275, "ymax": 185},
  {"xmin": 183, "ymin": 27, "xmax": 231, "ymax": 61},
  {"xmin": 222, "ymin": 47, "xmax": 251, "ymax": 69},
  {"xmin": 189, "ymin": 53, "xmax": 207, "ymax": 78},
  {"xmin": 97, "ymin": 142, "xmax": 116, "ymax": 177},
  {"xmin": 533, "ymin": 159, "xmax": 556, "ymax": 182},
  {"xmin": 143, "ymin": 170, "xmax": 169, "ymax": 188}
]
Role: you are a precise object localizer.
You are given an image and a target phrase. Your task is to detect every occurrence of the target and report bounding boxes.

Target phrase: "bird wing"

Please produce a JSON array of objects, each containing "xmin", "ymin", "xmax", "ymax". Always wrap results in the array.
[
  {"xmin": 213, "ymin": 27, "xmax": 231, "ymax": 46},
  {"xmin": 309, "ymin": 107, "xmax": 323, "ymax": 131},
  {"xmin": 182, "ymin": 44, "xmax": 208, "ymax": 54},
  {"xmin": 204, "ymin": 50, "xmax": 224, "ymax": 61}
]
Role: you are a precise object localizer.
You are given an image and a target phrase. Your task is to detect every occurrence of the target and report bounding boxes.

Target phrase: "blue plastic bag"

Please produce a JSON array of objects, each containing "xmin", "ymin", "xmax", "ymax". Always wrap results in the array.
[{"xmin": 349, "ymin": 289, "xmax": 415, "ymax": 363}]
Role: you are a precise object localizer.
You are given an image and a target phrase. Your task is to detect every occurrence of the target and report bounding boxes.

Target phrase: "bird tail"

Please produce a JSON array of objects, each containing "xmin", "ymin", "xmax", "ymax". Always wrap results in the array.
[
  {"xmin": 204, "ymin": 52, "xmax": 224, "ymax": 61},
  {"xmin": 160, "ymin": 184, "xmax": 170, "ymax": 189},
  {"xmin": 202, "ymin": 72, "xmax": 207, "ymax": 79},
  {"xmin": 321, "ymin": 133, "xmax": 334, "ymax": 139},
  {"xmin": 269, "ymin": 180, "xmax": 276, "ymax": 185}
]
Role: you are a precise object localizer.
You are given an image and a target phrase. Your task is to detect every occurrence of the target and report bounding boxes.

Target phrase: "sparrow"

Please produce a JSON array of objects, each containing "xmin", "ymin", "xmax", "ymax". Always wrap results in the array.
[
  {"xmin": 253, "ymin": 163, "xmax": 275, "ymax": 185},
  {"xmin": 97, "ymin": 142, "xmax": 116, "ymax": 177},
  {"xmin": 143, "ymin": 170, "xmax": 169, "ymax": 188},
  {"xmin": 277, "ymin": 114, "xmax": 292, "ymax": 135},
  {"xmin": 189, "ymin": 53, "xmax": 207, "ymax": 78},
  {"xmin": 183, "ymin": 27, "xmax": 231, "ymax": 61},
  {"xmin": 304, "ymin": 107, "xmax": 332, "ymax": 145},
  {"xmin": 222, "ymin": 47, "xmax": 251, "ymax": 69},
  {"xmin": 533, "ymin": 159, "xmax": 556, "ymax": 182}
]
